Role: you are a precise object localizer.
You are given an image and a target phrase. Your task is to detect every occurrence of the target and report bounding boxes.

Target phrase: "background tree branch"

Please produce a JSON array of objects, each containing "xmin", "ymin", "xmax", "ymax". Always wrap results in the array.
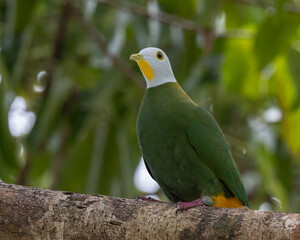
[
  {"xmin": 69, "ymin": 2, "xmax": 145, "ymax": 90},
  {"xmin": 0, "ymin": 183, "xmax": 299, "ymax": 240},
  {"xmin": 96, "ymin": 0, "xmax": 254, "ymax": 39}
]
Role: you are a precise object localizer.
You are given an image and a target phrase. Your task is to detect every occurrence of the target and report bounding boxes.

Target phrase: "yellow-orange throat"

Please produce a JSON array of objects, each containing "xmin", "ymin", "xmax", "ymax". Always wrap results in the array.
[{"xmin": 137, "ymin": 59, "xmax": 154, "ymax": 81}]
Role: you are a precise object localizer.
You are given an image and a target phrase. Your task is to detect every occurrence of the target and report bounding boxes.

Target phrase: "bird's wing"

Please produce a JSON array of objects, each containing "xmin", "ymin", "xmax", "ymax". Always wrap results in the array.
[
  {"xmin": 186, "ymin": 106, "xmax": 250, "ymax": 208},
  {"xmin": 143, "ymin": 158, "xmax": 155, "ymax": 180},
  {"xmin": 143, "ymin": 157, "xmax": 182, "ymax": 202}
]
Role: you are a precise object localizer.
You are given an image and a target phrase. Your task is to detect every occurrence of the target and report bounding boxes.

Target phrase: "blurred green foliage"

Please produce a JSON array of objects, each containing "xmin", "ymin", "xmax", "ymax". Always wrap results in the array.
[{"xmin": 1, "ymin": 0, "xmax": 300, "ymax": 212}]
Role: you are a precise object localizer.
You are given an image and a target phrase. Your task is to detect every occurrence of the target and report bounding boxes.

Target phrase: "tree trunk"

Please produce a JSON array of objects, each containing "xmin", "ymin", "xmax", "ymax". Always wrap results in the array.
[{"xmin": 0, "ymin": 183, "xmax": 299, "ymax": 240}]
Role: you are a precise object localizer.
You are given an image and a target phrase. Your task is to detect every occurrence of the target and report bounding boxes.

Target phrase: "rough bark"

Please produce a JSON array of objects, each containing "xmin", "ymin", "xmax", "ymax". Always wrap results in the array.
[{"xmin": 0, "ymin": 183, "xmax": 299, "ymax": 240}]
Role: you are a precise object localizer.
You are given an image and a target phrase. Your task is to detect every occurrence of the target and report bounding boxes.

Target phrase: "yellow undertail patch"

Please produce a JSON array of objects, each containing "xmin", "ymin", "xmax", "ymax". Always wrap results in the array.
[{"xmin": 212, "ymin": 192, "xmax": 244, "ymax": 208}]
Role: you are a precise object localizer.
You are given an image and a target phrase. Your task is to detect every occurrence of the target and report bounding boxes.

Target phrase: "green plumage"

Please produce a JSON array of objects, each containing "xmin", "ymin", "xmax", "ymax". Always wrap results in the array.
[{"xmin": 137, "ymin": 82, "xmax": 250, "ymax": 208}]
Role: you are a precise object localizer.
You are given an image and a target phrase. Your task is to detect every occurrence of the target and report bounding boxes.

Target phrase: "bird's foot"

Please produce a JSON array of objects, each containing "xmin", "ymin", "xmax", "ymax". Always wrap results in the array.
[
  {"xmin": 137, "ymin": 196, "xmax": 160, "ymax": 202},
  {"xmin": 177, "ymin": 196, "xmax": 214, "ymax": 211}
]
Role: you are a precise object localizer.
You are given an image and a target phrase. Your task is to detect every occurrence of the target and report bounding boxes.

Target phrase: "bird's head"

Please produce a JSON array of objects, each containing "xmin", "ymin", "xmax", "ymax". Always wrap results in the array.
[{"xmin": 130, "ymin": 47, "xmax": 176, "ymax": 88}]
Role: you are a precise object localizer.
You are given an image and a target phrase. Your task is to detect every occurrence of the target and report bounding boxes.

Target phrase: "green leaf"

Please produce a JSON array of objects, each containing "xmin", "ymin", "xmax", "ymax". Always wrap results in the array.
[
  {"xmin": 270, "ymin": 56, "xmax": 296, "ymax": 112},
  {"xmin": 256, "ymin": 144, "xmax": 288, "ymax": 211},
  {"xmin": 283, "ymin": 108, "xmax": 300, "ymax": 157},
  {"xmin": 223, "ymin": 39, "xmax": 260, "ymax": 99},
  {"xmin": 287, "ymin": 45, "xmax": 300, "ymax": 107},
  {"xmin": 223, "ymin": 1, "xmax": 264, "ymax": 28},
  {"xmin": 254, "ymin": 14, "xmax": 299, "ymax": 68},
  {"xmin": 157, "ymin": 0, "xmax": 196, "ymax": 20}
]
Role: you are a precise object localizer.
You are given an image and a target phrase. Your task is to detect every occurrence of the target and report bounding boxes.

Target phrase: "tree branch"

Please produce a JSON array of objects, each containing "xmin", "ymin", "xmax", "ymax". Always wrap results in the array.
[
  {"xmin": 96, "ymin": 0, "xmax": 254, "ymax": 39},
  {"xmin": 0, "ymin": 183, "xmax": 299, "ymax": 239},
  {"xmin": 97, "ymin": 0, "xmax": 205, "ymax": 33},
  {"xmin": 69, "ymin": 3, "xmax": 145, "ymax": 90}
]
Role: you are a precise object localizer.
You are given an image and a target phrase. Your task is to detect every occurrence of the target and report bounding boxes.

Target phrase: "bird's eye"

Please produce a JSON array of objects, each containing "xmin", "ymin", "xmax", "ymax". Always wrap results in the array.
[{"xmin": 156, "ymin": 51, "xmax": 164, "ymax": 60}]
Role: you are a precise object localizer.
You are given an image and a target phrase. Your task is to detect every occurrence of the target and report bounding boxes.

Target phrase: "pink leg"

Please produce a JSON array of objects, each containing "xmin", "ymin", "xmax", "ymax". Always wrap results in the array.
[
  {"xmin": 137, "ymin": 196, "xmax": 160, "ymax": 202},
  {"xmin": 178, "ymin": 196, "xmax": 214, "ymax": 211},
  {"xmin": 178, "ymin": 198, "xmax": 205, "ymax": 210}
]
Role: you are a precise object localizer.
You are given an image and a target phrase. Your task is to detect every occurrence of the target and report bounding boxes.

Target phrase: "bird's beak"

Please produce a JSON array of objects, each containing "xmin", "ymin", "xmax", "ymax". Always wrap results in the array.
[
  {"xmin": 130, "ymin": 52, "xmax": 154, "ymax": 81},
  {"xmin": 130, "ymin": 53, "xmax": 144, "ymax": 61}
]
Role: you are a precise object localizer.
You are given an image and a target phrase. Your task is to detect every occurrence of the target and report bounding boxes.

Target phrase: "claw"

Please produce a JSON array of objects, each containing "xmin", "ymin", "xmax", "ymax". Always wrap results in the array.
[{"xmin": 137, "ymin": 196, "xmax": 160, "ymax": 202}]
